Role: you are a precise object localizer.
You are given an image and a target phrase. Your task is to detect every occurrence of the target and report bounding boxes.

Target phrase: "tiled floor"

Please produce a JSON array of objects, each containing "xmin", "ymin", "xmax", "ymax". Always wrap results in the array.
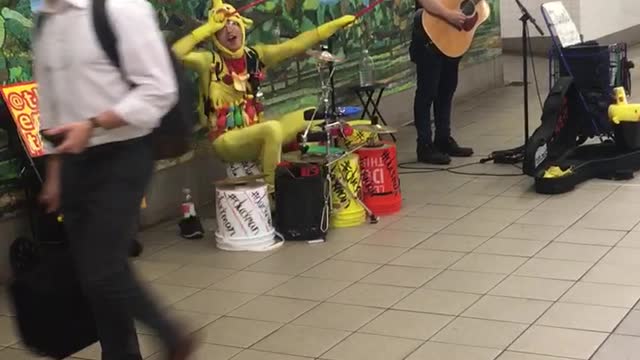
[{"xmin": 2, "ymin": 48, "xmax": 640, "ymax": 359}]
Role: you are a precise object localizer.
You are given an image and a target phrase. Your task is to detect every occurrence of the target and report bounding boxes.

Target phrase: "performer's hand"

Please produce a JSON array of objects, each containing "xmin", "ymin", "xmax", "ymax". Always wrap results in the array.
[
  {"xmin": 45, "ymin": 120, "xmax": 94, "ymax": 154},
  {"xmin": 208, "ymin": 9, "xmax": 226, "ymax": 31},
  {"xmin": 445, "ymin": 9, "xmax": 466, "ymax": 29},
  {"xmin": 39, "ymin": 159, "xmax": 61, "ymax": 214},
  {"xmin": 40, "ymin": 177, "xmax": 60, "ymax": 213}
]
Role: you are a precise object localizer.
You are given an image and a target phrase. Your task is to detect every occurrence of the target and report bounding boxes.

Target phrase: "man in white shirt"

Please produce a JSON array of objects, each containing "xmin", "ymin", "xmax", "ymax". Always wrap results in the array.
[{"xmin": 34, "ymin": 0, "xmax": 195, "ymax": 358}]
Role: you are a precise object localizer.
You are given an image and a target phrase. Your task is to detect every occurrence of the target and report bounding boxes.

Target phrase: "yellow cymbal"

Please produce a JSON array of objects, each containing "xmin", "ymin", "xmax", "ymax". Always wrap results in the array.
[
  {"xmin": 351, "ymin": 124, "xmax": 398, "ymax": 134},
  {"xmin": 283, "ymin": 150, "xmax": 328, "ymax": 164},
  {"xmin": 214, "ymin": 174, "xmax": 266, "ymax": 187}
]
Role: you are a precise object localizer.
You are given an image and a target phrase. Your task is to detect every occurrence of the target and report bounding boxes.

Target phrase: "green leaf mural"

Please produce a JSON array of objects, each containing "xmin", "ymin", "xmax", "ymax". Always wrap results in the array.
[
  {"xmin": 302, "ymin": 0, "xmax": 319, "ymax": 11},
  {"xmin": 0, "ymin": 16, "xmax": 5, "ymax": 49},
  {"xmin": 0, "ymin": 0, "xmax": 502, "ymax": 193}
]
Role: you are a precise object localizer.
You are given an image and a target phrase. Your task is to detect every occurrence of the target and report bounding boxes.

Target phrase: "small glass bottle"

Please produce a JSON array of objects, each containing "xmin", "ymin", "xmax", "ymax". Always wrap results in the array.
[{"xmin": 359, "ymin": 49, "xmax": 375, "ymax": 87}]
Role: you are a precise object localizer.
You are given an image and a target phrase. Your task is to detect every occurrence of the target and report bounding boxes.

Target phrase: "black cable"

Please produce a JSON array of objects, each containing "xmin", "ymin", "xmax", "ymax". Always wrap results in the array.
[{"xmin": 398, "ymin": 160, "xmax": 524, "ymax": 177}]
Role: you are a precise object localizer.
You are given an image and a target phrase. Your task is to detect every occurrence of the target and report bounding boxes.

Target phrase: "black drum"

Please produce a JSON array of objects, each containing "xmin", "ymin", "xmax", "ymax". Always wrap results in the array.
[{"xmin": 275, "ymin": 161, "xmax": 328, "ymax": 241}]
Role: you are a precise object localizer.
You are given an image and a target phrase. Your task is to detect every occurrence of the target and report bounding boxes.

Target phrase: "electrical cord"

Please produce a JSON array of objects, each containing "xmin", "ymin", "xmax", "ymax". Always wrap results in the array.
[{"xmin": 398, "ymin": 160, "xmax": 524, "ymax": 177}]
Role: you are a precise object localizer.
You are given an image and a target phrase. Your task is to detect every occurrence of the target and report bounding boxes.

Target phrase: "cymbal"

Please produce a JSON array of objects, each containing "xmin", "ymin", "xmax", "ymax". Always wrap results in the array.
[
  {"xmin": 283, "ymin": 150, "xmax": 328, "ymax": 164},
  {"xmin": 214, "ymin": 174, "xmax": 266, "ymax": 187},
  {"xmin": 306, "ymin": 50, "xmax": 345, "ymax": 63},
  {"xmin": 351, "ymin": 124, "xmax": 398, "ymax": 134}
]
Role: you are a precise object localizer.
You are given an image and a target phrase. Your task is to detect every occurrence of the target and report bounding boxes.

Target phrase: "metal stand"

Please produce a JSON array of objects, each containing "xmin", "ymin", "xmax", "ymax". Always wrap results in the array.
[
  {"xmin": 481, "ymin": 0, "xmax": 544, "ymax": 168},
  {"xmin": 298, "ymin": 40, "xmax": 379, "ymax": 224}
]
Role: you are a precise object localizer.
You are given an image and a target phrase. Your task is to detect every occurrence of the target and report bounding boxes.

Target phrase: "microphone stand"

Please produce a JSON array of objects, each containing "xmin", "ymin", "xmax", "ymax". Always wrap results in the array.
[
  {"xmin": 327, "ymin": 38, "xmax": 337, "ymax": 119},
  {"xmin": 481, "ymin": 0, "xmax": 544, "ymax": 170}
]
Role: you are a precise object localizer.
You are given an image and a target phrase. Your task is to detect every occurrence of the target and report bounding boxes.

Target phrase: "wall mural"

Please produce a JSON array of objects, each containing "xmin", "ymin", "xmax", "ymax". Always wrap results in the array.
[
  {"xmin": 0, "ymin": 0, "xmax": 501, "ymax": 217},
  {"xmin": 153, "ymin": 0, "xmax": 501, "ymax": 115}
]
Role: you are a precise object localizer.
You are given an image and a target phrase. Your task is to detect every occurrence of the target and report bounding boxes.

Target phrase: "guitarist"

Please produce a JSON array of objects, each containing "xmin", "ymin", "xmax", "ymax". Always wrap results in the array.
[{"xmin": 411, "ymin": 0, "xmax": 474, "ymax": 164}]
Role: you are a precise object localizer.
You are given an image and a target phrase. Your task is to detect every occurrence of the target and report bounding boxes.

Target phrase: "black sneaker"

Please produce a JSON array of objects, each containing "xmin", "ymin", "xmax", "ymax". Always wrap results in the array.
[
  {"xmin": 417, "ymin": 144, "xmax": 451, "ymax": 165},
  {"xmin": 435, "ymin": 137, "xmax": 474, "ymax": 157}
]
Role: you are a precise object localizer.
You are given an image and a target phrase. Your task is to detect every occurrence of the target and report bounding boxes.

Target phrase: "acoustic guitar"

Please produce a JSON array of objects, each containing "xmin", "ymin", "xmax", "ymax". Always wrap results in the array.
[{"xmin": 421, "ymin": 0, "xmax": 491, "ymax": 58}]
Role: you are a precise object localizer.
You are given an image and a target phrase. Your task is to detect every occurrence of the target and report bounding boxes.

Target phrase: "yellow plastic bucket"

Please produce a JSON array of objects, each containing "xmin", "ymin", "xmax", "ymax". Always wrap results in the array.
[
  {"xmin": 340, "ymin": 119, "xmax": 379, "ymax": 149},
  {"xmin": 329, "ymin": 153, "xmax": 365, "ymax": 228},
  {"xmin": 309, "ymin": 119, "xmax": 380, "ymax": 150}
]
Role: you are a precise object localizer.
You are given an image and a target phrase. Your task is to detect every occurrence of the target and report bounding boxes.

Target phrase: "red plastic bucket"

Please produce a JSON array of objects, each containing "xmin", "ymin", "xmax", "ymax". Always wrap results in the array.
[{"xmin": 356, "ymin": 142, "xmax": 402, "ymax": 215}]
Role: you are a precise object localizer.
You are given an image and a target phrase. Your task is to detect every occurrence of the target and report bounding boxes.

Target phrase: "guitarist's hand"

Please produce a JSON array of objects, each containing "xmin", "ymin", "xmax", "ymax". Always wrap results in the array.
[{"xmin": 445, "ymin": 9, "xmax": 467, "ymax": 30}]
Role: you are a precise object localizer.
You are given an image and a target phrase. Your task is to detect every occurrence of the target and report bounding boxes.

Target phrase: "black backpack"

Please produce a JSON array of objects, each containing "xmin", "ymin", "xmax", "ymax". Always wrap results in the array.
[{"xmin": 34, "ymin": 0, "xmax": 195, "ymax": 160}]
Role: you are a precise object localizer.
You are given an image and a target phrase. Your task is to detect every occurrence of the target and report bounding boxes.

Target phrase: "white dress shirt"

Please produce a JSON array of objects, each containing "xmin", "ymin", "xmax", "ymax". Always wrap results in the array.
[{"xmin": 33, "ymin": 0, "xmax": 178, "ymax": 153}]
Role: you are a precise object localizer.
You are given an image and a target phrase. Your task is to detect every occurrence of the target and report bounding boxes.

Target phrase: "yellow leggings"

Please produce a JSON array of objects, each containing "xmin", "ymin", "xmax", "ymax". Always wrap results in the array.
[{"xmin": 212, "ymin": 108, "xmax": 312, "ymax": 191}]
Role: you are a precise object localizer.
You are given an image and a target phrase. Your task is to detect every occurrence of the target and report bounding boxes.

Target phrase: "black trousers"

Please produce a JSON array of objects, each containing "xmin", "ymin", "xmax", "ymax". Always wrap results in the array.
[
  {"xmin": 60, "ymin": 136, "xmax": 179, "ymax": 360},
  {"xmin": 410, "ymin": 10, "xmax": 461, "ymax": 146}
]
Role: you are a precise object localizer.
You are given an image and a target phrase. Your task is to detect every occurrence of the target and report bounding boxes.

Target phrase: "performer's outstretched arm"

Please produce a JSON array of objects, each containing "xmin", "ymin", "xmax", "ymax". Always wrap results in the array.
[
  {"xmin": 172, "ymin": 24, "xmax": 215, "ymax": 77},
  {"xmin": 172, "ymin": 24, "xmax": 216, "ymax": 126},
  {"xmin": 254, "ymin": 15, "xmax": 355, "ymax": 68}
]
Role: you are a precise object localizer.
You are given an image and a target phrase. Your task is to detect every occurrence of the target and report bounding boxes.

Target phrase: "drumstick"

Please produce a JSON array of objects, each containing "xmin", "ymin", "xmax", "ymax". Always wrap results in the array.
[
  {"xmin": 227, "ymin": 0, "xmax": 268, "ymax": 17},
  {"xmin": 229, "ymin": 0, "xmax": 382, "ymax": 22},
  {"xmin": 355, "ymin": 0, "xmax": 385, "ymax": 18}
]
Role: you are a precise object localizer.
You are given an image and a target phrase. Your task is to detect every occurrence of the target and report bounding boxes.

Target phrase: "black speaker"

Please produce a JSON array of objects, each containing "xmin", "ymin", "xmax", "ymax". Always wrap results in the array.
[{"xmin": 275, "ymin": 162, "xmax": 328, "ymax": 241}]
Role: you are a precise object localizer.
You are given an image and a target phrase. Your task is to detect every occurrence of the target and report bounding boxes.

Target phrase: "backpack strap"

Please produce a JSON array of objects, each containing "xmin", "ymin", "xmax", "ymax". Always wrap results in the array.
[
  {"xmin": 204, "ymin": 51, "xmax": 223, "ymax": 119},
  {"xmin": 91, "ymin": 0, "xmax": 120, "ymax": 68},
  {"xmin": 210, "ymin": 50, "xmax": 223, "ymax": 82},
  {"xmin": 245, "ymin": 46, "xmax": 263, "ymax": 74},
  {"xmin": 32, "ymin": 12, "xmax": 51, "ymax": 44},
  {"xmin": 91, "ymin": 0, "xmax": 135, "ymax": 88},
  {"xmin": 34, "ymin": 13, "xmax": 47, "ymax": 36},
  {"xmin": 245, "ymin": 46, "xmax": 263, "ymax": 99}
]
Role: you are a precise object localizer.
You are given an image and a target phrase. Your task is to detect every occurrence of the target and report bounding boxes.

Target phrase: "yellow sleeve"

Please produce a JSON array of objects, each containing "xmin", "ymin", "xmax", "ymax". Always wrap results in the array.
[
  {"xmin": 172, "ymin": 24, "xmax": 215, "ymax": 79},
  {"xmin": 254, "ymin": 15, "xmax": 355, "ymax": 68},
  {"xmin": 171, "ymin": 25, "xmax": 216, "ymax": 127}
]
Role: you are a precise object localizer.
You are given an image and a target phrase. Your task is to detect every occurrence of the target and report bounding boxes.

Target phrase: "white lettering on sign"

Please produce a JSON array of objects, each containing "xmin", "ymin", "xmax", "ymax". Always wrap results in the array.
[
  {"xmin": 359, "ymin": 148, "xmax": 399, "ymax": 196},
  {"xmin": 250, "ymin": 189, "xmax": 271, "ymax": 227},
  {"xmin": 216, "ymin": 192, "xmax": 237, "ymax": 237},
  {"xmin": 227, "ymin": 193, "xmax": 260, "ymax": 235},
  {"xmin": 372, "ymin": 168, "xmax": 384, "ymax": 189}
]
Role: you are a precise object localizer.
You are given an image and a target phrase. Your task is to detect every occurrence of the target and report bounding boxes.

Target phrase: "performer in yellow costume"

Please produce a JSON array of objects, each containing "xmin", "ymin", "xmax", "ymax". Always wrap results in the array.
[{"xmin": 172, "ymin": 0, "xmax": 355, "ymax": 191}]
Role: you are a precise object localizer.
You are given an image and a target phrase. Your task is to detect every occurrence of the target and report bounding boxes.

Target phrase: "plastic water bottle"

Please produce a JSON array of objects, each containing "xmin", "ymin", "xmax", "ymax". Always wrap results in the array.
[
  {"xmin": 359, "ymin": 49, "xmax": 375, "ymax": 87},
  {"xmin": 181, "ymin": 188, "xmax": 196, "ymax": 218}
]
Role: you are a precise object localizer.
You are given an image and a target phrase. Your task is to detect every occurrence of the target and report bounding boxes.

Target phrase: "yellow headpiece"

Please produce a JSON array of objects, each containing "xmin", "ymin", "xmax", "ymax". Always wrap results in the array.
[{"xmin": 208, "ymin": 0, "xmax": 253, "ymax": 59}]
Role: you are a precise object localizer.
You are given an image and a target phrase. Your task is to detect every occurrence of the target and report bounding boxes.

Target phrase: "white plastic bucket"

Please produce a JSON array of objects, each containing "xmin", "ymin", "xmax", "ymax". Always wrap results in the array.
[
  {"xmin": 214, "ymin": 181, "xmax": 283, "ymax": 252},
  {"xmin": 226, "ymin": 161, "xmax": 262, "ymax": 178}
]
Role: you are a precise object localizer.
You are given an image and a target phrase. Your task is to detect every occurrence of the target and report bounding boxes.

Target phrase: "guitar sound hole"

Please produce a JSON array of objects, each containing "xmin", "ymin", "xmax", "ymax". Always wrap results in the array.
[{"xmin": 459, "ymin": 0, "xmax": 476, "ymax": 16}]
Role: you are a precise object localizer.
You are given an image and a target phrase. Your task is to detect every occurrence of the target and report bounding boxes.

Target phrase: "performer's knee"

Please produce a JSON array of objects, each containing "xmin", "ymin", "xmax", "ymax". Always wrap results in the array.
[
  {"xmin": 212, "ymin": 135, "xmax": 231, "ymax": 156},
  {"xmin": 262, "ymin": 121, "xmax": 284, "ymax": 144}
]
